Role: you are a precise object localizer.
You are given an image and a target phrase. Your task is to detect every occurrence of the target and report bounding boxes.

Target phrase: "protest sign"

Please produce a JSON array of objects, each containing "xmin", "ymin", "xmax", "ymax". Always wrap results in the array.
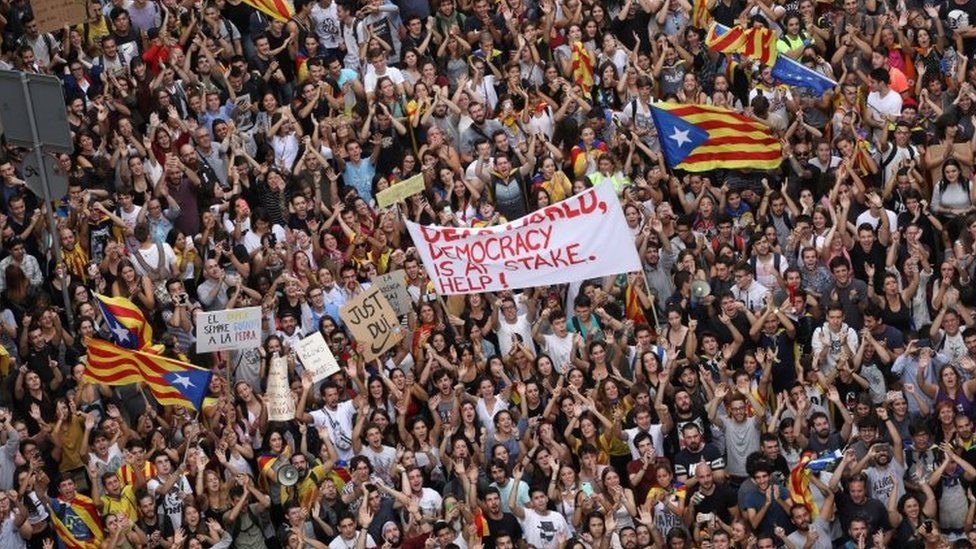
[
  {"xmin": 266, "ymin": 356, "xmax": 295, "ymax": 421},
  {"xmin": 296, "ymin": 332, "xmax": 341, "ymax": 382},
  {"xmin": 376, "ymin": 173, "xmax": 426, "ymax": 208},
  {"xmin": 371, "ymin": 270, "xmax": 413, "ymax": 317},
  {"xmin": 195, "ymin": 307, "xmax": 262, "ymax": 352},
  {"xmin": 405, "ymin": 184, "xmax": 642, "ymax": 295},
  {"xmin": 340, "ymin": 287, "xmax": 403, "ymax": 360},
  {"xmin": 32, "ymin": 0, "xmax": 85, "ymax": 33}
]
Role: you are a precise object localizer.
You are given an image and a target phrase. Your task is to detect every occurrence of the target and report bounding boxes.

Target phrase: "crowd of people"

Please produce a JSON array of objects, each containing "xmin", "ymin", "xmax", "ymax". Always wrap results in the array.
[{"xmin": 1, "ymin": 0, "xmax": 976, "ymax": 547}]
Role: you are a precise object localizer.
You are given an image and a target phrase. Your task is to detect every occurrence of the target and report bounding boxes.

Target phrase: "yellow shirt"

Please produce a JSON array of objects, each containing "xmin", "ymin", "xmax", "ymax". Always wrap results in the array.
[{"xmin": 100, "ymin": 485, "xmax": 138, "ymax": 521}]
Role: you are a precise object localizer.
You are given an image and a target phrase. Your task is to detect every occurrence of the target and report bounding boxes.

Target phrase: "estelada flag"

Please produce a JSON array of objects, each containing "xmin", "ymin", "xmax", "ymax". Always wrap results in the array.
[
  {"xmin": 94, "ymin": 293, "xmax": 153, "ymax": 350},
  {"xmin": 706, "ymin": 22, "xmax": 746, "ymax": 54},
  {"xmin": 649, "ymin": 102, "xmax": 782, "ymax": 172},
  {"xmin": 84, "ymin": 338, "xmax": 212, "ymax": 410}
]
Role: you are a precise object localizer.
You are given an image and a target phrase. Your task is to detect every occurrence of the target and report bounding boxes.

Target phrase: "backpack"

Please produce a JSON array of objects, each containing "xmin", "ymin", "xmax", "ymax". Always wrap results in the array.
[{"xmin": 131, "ymin": 243, "xmax": 174, "ymax": 307}]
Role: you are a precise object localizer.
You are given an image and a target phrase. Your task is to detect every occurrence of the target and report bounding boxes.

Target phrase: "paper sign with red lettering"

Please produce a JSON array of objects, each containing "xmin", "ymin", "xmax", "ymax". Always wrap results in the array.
[{"xmin": 405, "ymin": 183, "xmax": 642, "ymax": 295}]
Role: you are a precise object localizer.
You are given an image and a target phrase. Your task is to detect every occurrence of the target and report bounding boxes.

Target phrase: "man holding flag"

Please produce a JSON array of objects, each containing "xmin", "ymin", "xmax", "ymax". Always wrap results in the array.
[{"xmin": 38, "ymin": 474, "xmax": 103, "ymax": 549}]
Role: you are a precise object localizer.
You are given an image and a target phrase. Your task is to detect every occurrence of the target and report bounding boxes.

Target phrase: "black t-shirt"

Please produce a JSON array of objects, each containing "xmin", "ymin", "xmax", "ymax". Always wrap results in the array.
[
  {"xmin": 835, "ymin": 492, "xmax": 891, "ymax": 534},
  {"xmin": 940, "ymin": 0, "xmax": 976, "ymax": 55},
  {"xmin": 612, "ymin": 9, "xmax": 652, "ymax": 52},
  {"xmin": 673, "ymin": 443, "xmax": 726, "ymax": 480},
  {"xmin": 139, "ymin": 514, "xmax": 175, "ymax": 543},
  {"xmin": 483, "ymin": 512, "xmax": 522, "ymax": 549},
  {"xmin": 710, "ymin": 0, "xmax": 747, "ymax": 28},
  {"xmin": 849, "ymin": 241, "xmax": 888, "ymax": 293},
  {"xmin": 689, "ymin": 484, "xmax": 737, "ymax": 524}
]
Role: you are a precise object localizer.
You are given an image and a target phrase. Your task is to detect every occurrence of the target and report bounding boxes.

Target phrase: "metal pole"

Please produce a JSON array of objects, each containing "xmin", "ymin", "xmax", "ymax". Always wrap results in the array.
[{"xmin": 21, "ymin": 75, "xmax": 73, "ymax": 329}]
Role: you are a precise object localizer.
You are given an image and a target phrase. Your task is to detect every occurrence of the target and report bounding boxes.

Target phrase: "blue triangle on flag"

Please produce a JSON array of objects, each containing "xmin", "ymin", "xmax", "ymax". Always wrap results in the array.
[
  {"xmin": 649, "ymin": 106, "xmax": 710, "ymax": 169},
  {"xmin": 162, "ymin": 368, "xmax": 212, "ymax": 408}
]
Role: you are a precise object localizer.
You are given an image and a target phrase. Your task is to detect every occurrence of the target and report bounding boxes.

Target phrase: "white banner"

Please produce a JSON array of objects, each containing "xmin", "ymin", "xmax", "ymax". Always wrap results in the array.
[
  {"xmin": 296, "ymin": 332, "xmax": 341, "ymax": 382},
  {"xmin": 195, "ymin": 307, "xmax": 263, "ymax": 353},
  {"xmin": 405, "ymin": 184, "xmax": 642, "ymax": 295}
]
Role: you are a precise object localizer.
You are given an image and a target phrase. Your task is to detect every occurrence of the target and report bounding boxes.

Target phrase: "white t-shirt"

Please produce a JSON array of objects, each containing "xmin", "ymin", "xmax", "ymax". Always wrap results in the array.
[
  {"xmin": 131, "ymin": 242, "xmax": 177, "ymax": 277},
  {"xmin": 414, "ymin": 487, "xmax": 443, "ymax": 518},
  {"xmin": 242, "ymin": 224, "xmax": 288, "ymax": 255},
  {"xmin": 146, "ymin": 474, "xmax": 192, "ymax": 530},
  {"xmin": 542, "ymin": 332, "xmax": 574, "ymax": 373},
  {"xmin": 310, "ymin": 1, "xmax": 341, "ymax": 48},
  {"xmin": 752, "ymin": 254, "xmax": 788, "ymax": 290},
  {"xmin": 519, "ymin": 508, "xmax": 569, "ymax": 549},
  {"xmin": 311, "ymin": 400, "xmax": 357, "ymax": 461},
  {"xmin": 625, "ymin": 425, "xmax": 665, "ymax": 459},
  {"xmin": 358, "ymin": 445, "xmax": 397, "ymax": 484},
  {"xmin": 119, "ymin": 205, "xmax": 143, "ymax": 250},
  {"xmin": 867, "ymin": 89, "xmax": 903, "ymax": 134},
  {"xmin": 363, "ymin": 66, "xmax": 405, "ymax": 94},
  {"xmin": 496, "ymin": 313, "xmax": 535, "ymax": 356},
  {"xmin": 854, "ymin": 208, "xmax": 898, "ymax": 233},
  {"xmin": 328, "ymin": 533, "xmax": 376, "ymax": 549}
]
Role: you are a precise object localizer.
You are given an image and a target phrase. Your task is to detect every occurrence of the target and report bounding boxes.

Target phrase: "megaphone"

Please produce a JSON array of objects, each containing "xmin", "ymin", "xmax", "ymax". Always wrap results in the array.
[
  {"xmin": 690, "ymin": 280, "xmax": 712, "ymax": 299},
  {"xmin": 277, "ymin": 464, "xmax": 300, "ymax": 486}
]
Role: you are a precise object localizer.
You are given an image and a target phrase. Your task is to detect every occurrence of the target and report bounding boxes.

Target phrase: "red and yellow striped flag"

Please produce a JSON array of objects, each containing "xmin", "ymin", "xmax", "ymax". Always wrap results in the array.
[
  {"xmin": 706, "ymin": 22, "xmax": 746, "ymax": 54},
  {"xmin": 649, "ymin": 102, "xmax": 783, "ymax": 172},
  {"xmin": 84, "ymin": 338, "xmax": 212, "ymax": 409},
  {"xmin": 692, "ymin": 0, "xmax": 712, "ymax": 29},
  {"xmin": 94, "ymin": 293, "xmax": 153, "ymax": 350},
  {"xmin": 571, "ymin": 41, "xmax": 594, "ymax": 95},
  {"xmin": 744, "ymin": 26, "xmax": 777, "ymax": 66},
  {"xmin": 243, "ymin": 0, "xmax": 293, "ymax": 21}
]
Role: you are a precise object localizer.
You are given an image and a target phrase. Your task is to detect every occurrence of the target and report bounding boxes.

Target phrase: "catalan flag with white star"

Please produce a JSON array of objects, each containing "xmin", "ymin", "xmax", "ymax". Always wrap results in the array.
[
  {"xmin": 84, "ymin": 338, "xmax": 212, "ymax": 410},
  {"xmin": 649, "ymin": 102, "xmax": 782, "ymax": 172},
  {"xmin": 94, "ymin": 293, "xmax": 153, "ymax": 350}
]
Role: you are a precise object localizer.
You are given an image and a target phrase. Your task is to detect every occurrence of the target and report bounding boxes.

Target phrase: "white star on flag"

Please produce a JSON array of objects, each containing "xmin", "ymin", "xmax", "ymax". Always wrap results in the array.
[
  {"xmin": 172, "ymin": 374, "xmax": 194, "ymax": 389},
  {"xmin": 669, "ymin": 127, "xmax": 691, "ymax": 148},
  {"xmin": 112, "ymin": 325, "xmax": 131, "ymax": 344}
]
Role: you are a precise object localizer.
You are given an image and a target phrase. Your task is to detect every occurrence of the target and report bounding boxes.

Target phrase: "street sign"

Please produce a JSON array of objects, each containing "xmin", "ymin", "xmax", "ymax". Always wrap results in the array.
[
  {"xmin": 0, "ymin": 69, "xmax": 74, "ymax": 328},
  {"xmin": 22, "ymin": 151, "xmax": 66, "ymax": 202},
  {"xmin": 0, "ymin": 70, "xmax": 73, "ymax": 153}
]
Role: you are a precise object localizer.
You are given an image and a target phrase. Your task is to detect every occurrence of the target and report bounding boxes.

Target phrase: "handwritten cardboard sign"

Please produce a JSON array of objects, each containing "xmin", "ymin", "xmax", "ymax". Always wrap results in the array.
[
  {"xmin": 339, "ymin": 287, "xmax": 402, "ymax": 361},
  {"xmin": 33, "ymin": 0, "xmax": 85, "ymax": 33},
  {"xmin": 370, "ymin": 270, "xmax": 413, "ymax": 317},
  {"xmin": 296, "ymin": 332, "xmax": 341, "ymax": 382},
  {"xmin": 266, "ymin": 356, "xmax": 295, "ymax": 421},
  {"xmin": 196, "ymin": 307, "xmax": 262, "ymax": 352},
  {"xmin": 376, "ymin": 173, "xmax": 426, "ymax": 208}
]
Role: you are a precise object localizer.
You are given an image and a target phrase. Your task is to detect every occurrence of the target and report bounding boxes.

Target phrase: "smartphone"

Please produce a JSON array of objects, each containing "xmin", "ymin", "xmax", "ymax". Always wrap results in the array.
[
  {"xmin": 581, "ymin": 482, "xmax": 595, "ymax": 497},
  {"xmin": 924, "ymin": 520, "xmax": 934, "ymax": 533}
]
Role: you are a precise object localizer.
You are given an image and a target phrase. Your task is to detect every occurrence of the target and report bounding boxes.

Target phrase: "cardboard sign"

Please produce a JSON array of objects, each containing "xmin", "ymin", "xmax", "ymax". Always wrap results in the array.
[
  {"xmin": 370, "ymin": 270, "xmax": 413, "ymax": 317},
  {"xmin": 33, "ymin": 0, "xmax": 85, "ymax": 33},
  {"xmin": 339, "ymin": 287, "xmax": 403, "ymax": 360},
  {"xmin": 376, "ymin": 173, "xmax": 426, "ymax": 208},
  {"xmin": 266, "ymin": 356, "xmax": 295, "ymax": 421},
  {"xmin": 195, "ymin": 307, "xmax": 262, "ymax": 353},
  {"xmin": 296, "ymin": 332, "xmax": 341, "ymax": 382},
  {"xmin": 405, "ymin": 184, "xmax": 642, "ymax": 294}
]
